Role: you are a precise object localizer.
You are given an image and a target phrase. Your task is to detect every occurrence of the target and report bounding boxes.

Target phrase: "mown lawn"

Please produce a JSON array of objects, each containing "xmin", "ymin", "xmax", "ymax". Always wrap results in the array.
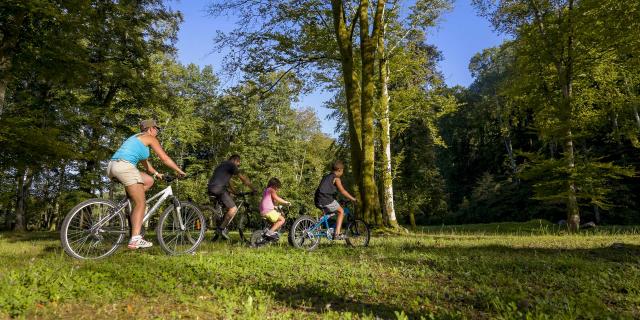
[{"xmin": 1, "ymin": 220, "xmax": 639, "ymax": 319}]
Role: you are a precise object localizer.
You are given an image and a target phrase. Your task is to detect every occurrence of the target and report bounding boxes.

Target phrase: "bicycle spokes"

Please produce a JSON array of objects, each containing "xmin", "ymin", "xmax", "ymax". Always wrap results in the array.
[
  {"xmin": 157, "ymin": 202, "xmax": 206, "ymax": 255},
  {"xmin": 291, "ymin": 216, "xmax": 320, "ymax": 250},
  {"xmin": 62, "ymin": 200, "xmax": 125, "ymax": 259}
]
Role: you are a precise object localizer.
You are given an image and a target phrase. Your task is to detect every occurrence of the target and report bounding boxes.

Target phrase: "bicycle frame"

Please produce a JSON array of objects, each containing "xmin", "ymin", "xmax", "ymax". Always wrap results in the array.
[
  {"xmin": 210, "ymin": 193, "xmax": 249, "ymax": 224},
  {"xmin": 306, "ymin": 206, "xmax": 354, "ymax": 239},
  {"xmin": 90, "ymin": 185, "xmax": 185, "ymax": 232},
  {"xmin": 142, "ymin": 185, "xmax": 176, "ymax": 224}
]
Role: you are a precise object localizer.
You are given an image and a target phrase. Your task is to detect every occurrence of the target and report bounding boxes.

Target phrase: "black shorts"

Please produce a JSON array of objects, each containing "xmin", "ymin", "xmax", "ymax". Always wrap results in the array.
[{"xmin": 208, "ymin": 185, "xmax": 236, "ymax": 209}]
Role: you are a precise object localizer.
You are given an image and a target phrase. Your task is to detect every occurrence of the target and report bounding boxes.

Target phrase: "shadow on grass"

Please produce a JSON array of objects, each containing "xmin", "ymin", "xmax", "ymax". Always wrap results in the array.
[
  {"xmin": 258, "ymin": 282, "xmax": 414, "ymax": 318},
  {"xmin": 0, "ymin": 231, "xmax": 59, "ymax": 242},
  {"xmin": 395, "ymin": 242, "xmax": 640, "ymax": 264}
]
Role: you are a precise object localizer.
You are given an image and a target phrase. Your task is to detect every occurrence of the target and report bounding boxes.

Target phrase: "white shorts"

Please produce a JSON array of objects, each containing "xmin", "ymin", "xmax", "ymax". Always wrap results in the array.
[
  {"xmin": 321, "ymin": 200, "xmax": 341, "ymax": 213},
  {"xmin": 106, "ymin": 160, "xmax": 143, "ymax": 186}
]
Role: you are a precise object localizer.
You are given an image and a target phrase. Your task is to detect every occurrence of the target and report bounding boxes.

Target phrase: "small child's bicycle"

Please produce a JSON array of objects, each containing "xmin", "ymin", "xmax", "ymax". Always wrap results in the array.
[
  {"xmin": 249, "ymin": 204, "xmax": 292, "ymax": 248},
  {"xmin": 289, "ymin": 201, "xmax": 370, "ymax": 251}
]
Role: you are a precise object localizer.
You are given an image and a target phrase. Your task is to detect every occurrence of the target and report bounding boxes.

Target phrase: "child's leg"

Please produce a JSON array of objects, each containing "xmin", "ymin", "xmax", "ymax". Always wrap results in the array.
[
  {"xmin": 270, "ymin": 215, "xmax": 285, "ymax": 233},
  {"xmin": 334, "ymin": 206, "xmax": 345, "ymax": 235}
]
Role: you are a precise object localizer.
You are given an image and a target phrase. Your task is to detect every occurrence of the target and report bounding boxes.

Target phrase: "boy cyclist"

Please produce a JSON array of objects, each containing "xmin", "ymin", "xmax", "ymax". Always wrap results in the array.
[
  {"xmin": 259, "ymin": 177, "xmax": 290, "ymax": 239},
  {"xmin": 314, "ymin": 160, "xmax": 357, "ymax": 240}
]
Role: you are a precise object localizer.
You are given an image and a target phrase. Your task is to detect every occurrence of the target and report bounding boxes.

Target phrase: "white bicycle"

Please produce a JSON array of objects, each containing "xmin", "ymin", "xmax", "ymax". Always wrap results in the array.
[{"xmin": 60, "ymin": 175, "xmax": 206, "ymax": 259}]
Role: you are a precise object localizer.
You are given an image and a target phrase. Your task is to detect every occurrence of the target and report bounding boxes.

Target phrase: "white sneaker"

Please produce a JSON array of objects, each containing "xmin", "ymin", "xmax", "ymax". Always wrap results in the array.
[{"xmin": 128, "ymin": 237, "xmax": 153, "ymax": 249}]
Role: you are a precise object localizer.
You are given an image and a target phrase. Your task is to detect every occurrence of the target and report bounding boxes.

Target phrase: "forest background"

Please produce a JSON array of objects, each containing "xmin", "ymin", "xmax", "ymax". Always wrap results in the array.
[{"xmin": 1, "ymin": 0, "xmax": 639, "ymax": 232}]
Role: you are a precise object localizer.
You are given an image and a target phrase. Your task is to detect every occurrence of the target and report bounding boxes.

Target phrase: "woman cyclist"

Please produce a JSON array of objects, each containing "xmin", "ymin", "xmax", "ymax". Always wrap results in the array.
[{"xmin": 106, "ymin": 119, "xmax": 185, "ymax": 249}]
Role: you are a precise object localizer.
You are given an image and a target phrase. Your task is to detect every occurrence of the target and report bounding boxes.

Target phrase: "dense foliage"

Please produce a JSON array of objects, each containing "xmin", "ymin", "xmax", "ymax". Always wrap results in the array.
[
  {"xmin": 432, "ymin": 0, "xmax": 640, "ymax": 226},
  {"xmin": 0, "ymin": 1, "xmax": 332, "ymax": 231},
  {"xmin": 1, "ymin": 0, "xmax": 640, "ymax": 230}
]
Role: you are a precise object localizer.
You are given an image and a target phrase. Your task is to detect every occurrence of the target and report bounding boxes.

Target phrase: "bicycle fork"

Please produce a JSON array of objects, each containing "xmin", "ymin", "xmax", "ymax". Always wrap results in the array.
[{"xmin": 173, "ymin": 198, "xmax": 187, "ymax": 231}]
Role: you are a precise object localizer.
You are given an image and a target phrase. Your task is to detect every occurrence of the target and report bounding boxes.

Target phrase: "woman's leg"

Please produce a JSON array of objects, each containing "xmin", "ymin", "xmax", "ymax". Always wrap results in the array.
[
  {"xmin": 125, "ymin": 183, "xmax": 146, "ymax": 237},
  {"xmin": 140, "ymin": 172, "xmax": 154, "ymax": 191}
]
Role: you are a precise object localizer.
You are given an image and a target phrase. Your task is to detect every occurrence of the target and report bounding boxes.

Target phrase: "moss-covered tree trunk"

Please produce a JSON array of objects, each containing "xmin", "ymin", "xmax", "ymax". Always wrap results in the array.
[
  {"xmin": 358, "ymin": 0, "xmax": 385, "ymax": 225},
  {"xmin": 330, "ymin": 0, "xmax": 363, "ymax": 209},
  {"xmin": 409, "ymin": 207, "xmax": 416, "ymax": 228}
]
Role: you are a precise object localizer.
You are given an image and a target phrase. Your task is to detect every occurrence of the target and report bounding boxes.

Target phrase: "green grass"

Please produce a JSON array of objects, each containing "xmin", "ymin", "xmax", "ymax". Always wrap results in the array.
[{"xmin": 1, "ymin": 223, "xmax": 639, "ymax": 319}]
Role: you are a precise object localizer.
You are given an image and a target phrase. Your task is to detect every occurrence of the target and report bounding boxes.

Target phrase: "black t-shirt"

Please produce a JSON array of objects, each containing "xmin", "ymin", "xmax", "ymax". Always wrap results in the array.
[
  {"xmin": 314, "ymin": 173, "xmax": 337, "ymax": 207},
  {"xmin": 208, "ymin": 161, "xmax": 239, "ymax": 188}
]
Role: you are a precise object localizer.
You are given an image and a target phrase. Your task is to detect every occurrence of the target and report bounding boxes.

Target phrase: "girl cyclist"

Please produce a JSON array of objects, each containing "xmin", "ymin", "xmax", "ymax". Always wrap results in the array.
[
  {"xmin": 259, "ymin": 177, "xmax": 291, "ymax": 239},
  {"xmin": 107, "ymin": 119, "xmax": 185, "ymax": 249}
]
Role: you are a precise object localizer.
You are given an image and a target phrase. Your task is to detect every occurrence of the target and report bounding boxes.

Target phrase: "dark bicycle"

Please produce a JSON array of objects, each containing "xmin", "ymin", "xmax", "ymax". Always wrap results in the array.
[
  {"xmin": 249, "ymin": 204, "xmax": 295, "ymax": 247},
  {"xmin": 200, "ymin": 191, "xmax": 257, "ymax": 243}
]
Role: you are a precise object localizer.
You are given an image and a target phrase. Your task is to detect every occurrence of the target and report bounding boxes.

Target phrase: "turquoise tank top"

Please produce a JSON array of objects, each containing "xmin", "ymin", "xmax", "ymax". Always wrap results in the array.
[{"xmin": 111, "ymin": 134, "xmax": 150, "ymax": 165}]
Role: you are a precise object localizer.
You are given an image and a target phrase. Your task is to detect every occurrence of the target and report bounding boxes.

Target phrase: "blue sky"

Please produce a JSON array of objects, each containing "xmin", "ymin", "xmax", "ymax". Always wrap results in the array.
[{"xmin": 168, "ymin": 0, "xmax": 506, "ymax": 136}]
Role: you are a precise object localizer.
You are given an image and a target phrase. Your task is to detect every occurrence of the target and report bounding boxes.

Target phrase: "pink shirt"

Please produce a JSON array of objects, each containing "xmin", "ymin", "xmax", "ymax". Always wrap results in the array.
[{"xmin": 259, "ymin": 187, "xmax": 275, "ymax": 214}]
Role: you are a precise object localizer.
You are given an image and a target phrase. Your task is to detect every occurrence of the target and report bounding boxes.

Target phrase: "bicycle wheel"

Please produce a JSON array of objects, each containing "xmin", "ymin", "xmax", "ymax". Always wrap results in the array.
[
  {"xmin": 60, "ymin": 198, "xmax": 126, "ymax": 260},
  {"xmin": 289, "ymin": 215, "xmax": 320, "ymax": 251},
  {"xmin": 249, "ymin": 229, "xmax": 267, "ymax": 247},
  {"xmin": 156, "ymin": 201, "xmax": 207, "ymax": 255},
  {"xmin": 199, "ymin": 205, "xmax": 218, "ymax": 228},
  {"xmin": 282, "ymin": 218, "xmax": 294, "ymax": 246},
  {"xmin": 345, "ymin": 219, "xmax": 370, "ymax": 247},
  {"xmin": 235, "ymin": 210, "xmax": 249, "ymax": 242}
]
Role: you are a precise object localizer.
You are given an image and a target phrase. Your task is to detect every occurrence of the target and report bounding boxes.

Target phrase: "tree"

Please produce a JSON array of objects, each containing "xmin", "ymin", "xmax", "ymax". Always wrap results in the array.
[
  {"xmin": 0, "ymin": 0, "xmax": 181, "ymax": 230},
  {"xmin": 377, "ymin": 0, "xmax": 452, "ymax": 228},
  {"xmin": 473, "ymin": 0, "xmax": 640, "ymax": 231}
]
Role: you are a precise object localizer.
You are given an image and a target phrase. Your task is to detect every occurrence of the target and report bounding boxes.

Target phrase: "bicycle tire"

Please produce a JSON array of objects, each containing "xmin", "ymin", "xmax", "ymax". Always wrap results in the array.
[
  {"xmin": 345, "ymin": 219, "xmax": 370, "ymax": 247},
  {"xmin": 282, "ymin": 218, "xmax": 294, "ymax": 246},
  {"xmin": 156, "ymin": 201, "xmax": 207, "ymax": 255},
  {"xmin": 249, "ymin": 229, "xmax": 267, "ymax": 247},
  {"xmin": 289, "ymin": 215, "xmax": 320, "ymax": 251},
  {"xmin": 235, "ymin": 210, "xmax": 249, "ymax": 242},
  {"xmin": 60, "ymin": 198, "xmax": 126, "ymax": 260},
  {"xmin": 206, "ymin": 205, "xmax": 248, "ymax": 243},
  {"xmin": 199, "ymin": 205, "xmax": 218, "ymax": 228}
]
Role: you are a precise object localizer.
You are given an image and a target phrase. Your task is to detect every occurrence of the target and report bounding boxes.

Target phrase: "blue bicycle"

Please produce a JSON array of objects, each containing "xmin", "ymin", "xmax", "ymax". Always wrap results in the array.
[{"xmin": 289, "ymin": 201, "xmax": 370, "ymax": 251}]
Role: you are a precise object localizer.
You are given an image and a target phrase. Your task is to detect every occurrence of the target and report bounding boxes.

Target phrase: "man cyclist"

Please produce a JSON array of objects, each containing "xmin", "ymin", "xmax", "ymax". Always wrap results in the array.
[{"xmin": 207, "ymin": 154, "xmax": 256, "ymax": 240}]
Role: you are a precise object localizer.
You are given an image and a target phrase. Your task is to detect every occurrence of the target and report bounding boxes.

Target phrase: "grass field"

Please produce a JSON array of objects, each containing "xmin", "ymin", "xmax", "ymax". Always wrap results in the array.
[{"xmin": 1, "ymin": 220, "xmax": 639, "ymax": 319}]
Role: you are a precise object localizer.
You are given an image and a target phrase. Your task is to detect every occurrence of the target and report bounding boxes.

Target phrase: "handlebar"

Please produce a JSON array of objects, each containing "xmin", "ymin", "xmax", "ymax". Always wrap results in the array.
[
  {"xmin": 161, "ymin": 174, "xmax": 187, "ymax": 183},
  {"xmin": 232, "ymin": 191, "xmax": 255, "ymax": 197},
  {"xmin": 274, "ymin": 203, "xmax": 291, "ymax": 210},
  {"xmin": 338, "ymin": 199, "xmax": 355, "ymax": 206}
]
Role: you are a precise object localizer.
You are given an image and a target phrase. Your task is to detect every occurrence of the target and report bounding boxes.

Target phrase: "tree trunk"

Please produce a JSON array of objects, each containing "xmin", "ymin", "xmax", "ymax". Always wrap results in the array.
[
  {"xmin": 14, "ymin": 167, "xmax": 33, "ymax": 232},
  {"xmin": 494, "ymin": 95, "xmax": 517, "ymax": 177},
  {"xmin": 563, "ymin": 0, "xmax": 580, "ymax": 232},
  {"xmin": 377, "ymin": 20, "xmax": 399, "ymax": 229},
  {"xmin": 50, "ymin": 164, "xmax": 67, "ymax": 231},
  {"xmin": 409, "ymin": 207, "xmax": 416, "ymax": 228},
  {"xmin": 565, "ymin": 132, "xmax": 580, "ymax": 232},
  {"xmin": 503, "ymin": 136, "xmax": 516, "ymax": 175},
  {"xmin": 330, "ymin": 0, "xmax": 364, "ymax": 204},
  {"xmin": 4, "ymin": 209, "xmax": 12, "ymax": 231},
  {"xmin": 358, "ymin": 0, "xmax": 385, "ymax": 225}
]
